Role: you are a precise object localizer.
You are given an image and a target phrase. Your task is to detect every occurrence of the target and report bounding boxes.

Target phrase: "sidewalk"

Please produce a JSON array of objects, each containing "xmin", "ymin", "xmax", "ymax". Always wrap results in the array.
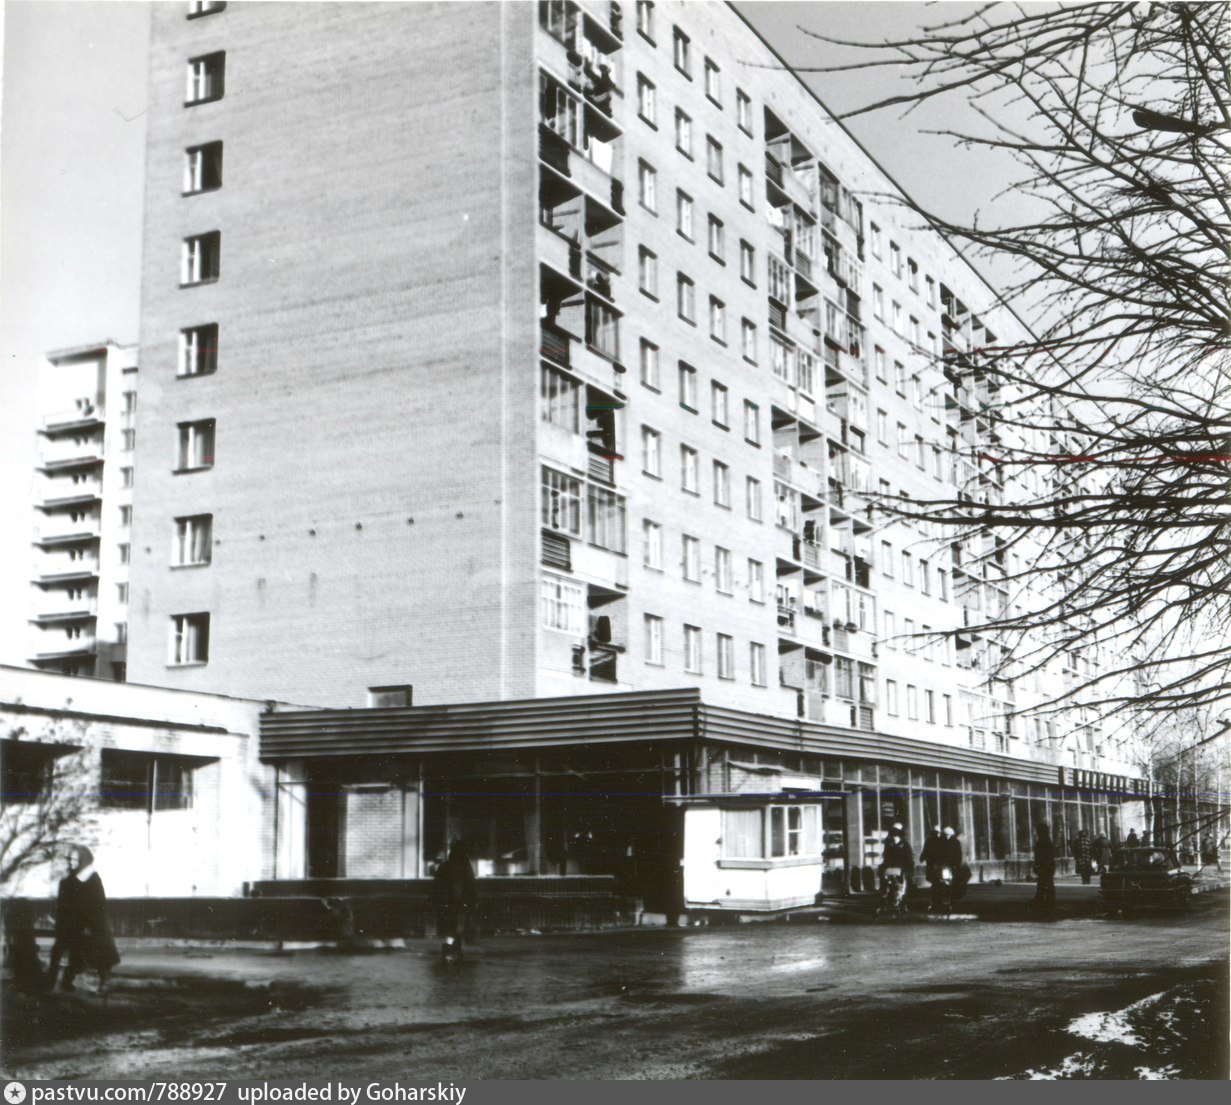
[{"xmin": 813, "ymin": 867, "xmax": 1230, "ymax": 923}]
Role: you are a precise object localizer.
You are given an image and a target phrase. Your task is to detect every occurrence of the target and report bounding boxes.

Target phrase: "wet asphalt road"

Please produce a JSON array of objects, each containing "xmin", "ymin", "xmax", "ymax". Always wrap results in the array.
[{"xmin": 5, "ymin": 895, "xmax": 1228, "ymax": 1080}]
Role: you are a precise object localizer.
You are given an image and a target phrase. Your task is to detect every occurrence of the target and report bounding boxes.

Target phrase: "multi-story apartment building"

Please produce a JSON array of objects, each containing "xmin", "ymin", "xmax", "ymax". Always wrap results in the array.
[
  {"xmin": 124, "ymin": 1, "xmax": 1146, "ymax": 908},
  {"xmin": 28, "ymin": 342, "xmax": 138, "ymax": 681}
]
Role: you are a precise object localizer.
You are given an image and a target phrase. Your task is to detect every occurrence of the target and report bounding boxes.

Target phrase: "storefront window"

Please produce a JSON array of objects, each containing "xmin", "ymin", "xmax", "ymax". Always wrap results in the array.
[
  {"xmin": 723, "ymin": 805, "xmax": 819, "ymax": 861},
  {"xmin": 971, "ymin": 794, "xmax": 991, "ymax": 860}
]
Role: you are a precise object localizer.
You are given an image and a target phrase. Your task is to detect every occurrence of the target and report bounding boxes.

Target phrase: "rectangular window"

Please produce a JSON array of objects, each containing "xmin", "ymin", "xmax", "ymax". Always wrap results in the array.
[
  {"xmin": 542, "ymin": 573, "xmax": 584, "ymax": 634},
  {"xmin": 683, "ymin": 535, "xmax": 700, "ymax": 582},
  {"xmin": 541, "ymin": 74, "xmax": 581, "ymax": 146},
  {"xmin": 715, "ymin": 546, "xmax": 732, "ymax": 593},
  {"xmin": 746, "ymin": 477, "xmax": 762, "ymax": 521},
  {"xmin": 708, "ymin": 215, "xmax": 725, "ymax": 261},
  {"xmin": 541, "ymin": 467, "xmax": 582, "ymax": 534},
  {"xmin": 884, "ymin": 610, "xmax": 896, "ymax": 645},
  {"xmin": 704, "ymin": 57, "xmax": 721, "ymax": 103},
  {"xmin": 673, "ymin": 26, "xmax": 691, "ymax": 76},
  {"xmin": 872, "ymin": 284, "xmax": 884, "ymax": 320},
  {"xmin": 749, "ymin": 642, "xmax": 766, "ymax": 686},
  {"xmin": 188, "ymin": 1, "xmax": 227, "ymax": 17},
  {"xmin": 540, "ymin": 364, "xmax": 581, "ymax": 431},
  {"xmin": 183, "ymin": 141, "xmax": 223, "ymax": 193},
  {"xmin": 874, "ymin": 346, "xmax": 887, "ymax": 383},
  {"xmin": 939, "ymin": 568, "xmax": 949, "ymax": 602},
  {"xmin": 890, "ymin": 241, "xmax": 902, "ymax": 278},
  {"xmin": 920, "ymin": 559, "xmax": 931, "ymax": 595},
  {"xmin": 870, "ymin": 223, "xmax": 882, "ymax": 258},
  {"xmin": 876, "ymin": 409, "xmax": 888, "ymax": 445},
  {"xmin": 636, "ymin": 0, "xmax": 654, "ymax": 41},
  {"xmin": 169, "ymin": 612, "xmax": 210, "ymax": 665},
  {"xmin": 645, "ymin": 614, "xmax": 664, "ymax": 664},
  {"xmin": 181, "ymin": 231, "xmax": 220, "ymax": 285},
  {"xmin": 894, "ymin": 360, "xmax": 907, "ymax": 395},
  {"xmin": 637, "ymin": 74, "xmax": 656, "ymax": 125},
  {"xmin": 943, "ymin": 693, "xmax": 954, "ymax": 726},
  {"xmin": 587, "ymin": 485, "xmax": 626, "ymax": 552},
  {"xmin": 709, "ymin": 296, "xmax": 726, "ymax": 343},
  {"xmin": 908, "ymin": 257, "xmax": 919, "ymax": 292},
  {"xmin": 706, "ymin": 136, "xmax": 724, "ymax": 183},
  {"xmin": 915, "ymin": 434, "xmax": 926, "ymax": 469},
  {"xmin": 711, "ymin": 382, "xmax": 729, "ymax": 427},
  {"xmin": 681, "ymin": 444, "xmax": 699, "ymax": 493},
  {"xmin": 678, "ymin": 361, "xmax": 697, "ymax": 409},
  {"xmin": 713, "ymin": 460, "xmax": 731, "ymax": 507},
  {"xmin": 118, "ymin": 543, "xmax": 131, "ymax": 565},
  {"xmin": 738, "ymin": 164, "xmax": 753, "ymax": 208},
  {"xmin": 886, "ymin": 679, "xmax": 899, "ymax": 716},
  {"xmin": 117, "ymin": 583, "xmax": 129, "ymax": 604},
  {"xmin": 638, "ymin": 161, "xmax": 658, "ymax": 213},
  {"xmin": 717, "ymin": 633, "xmax": 734, "ymax": 678},
  {"xmin": 676, "ymin": 189, "xmax": 694, "ymax": 238},
  {"xmin": 174, "ymin": 514, "xmax": 212, "ymax": 566},
  {"xmin": 643, "ymin": 519, "xmax": 663, "ymax": 569},
  {"xmin": 748, "ymin": 559, "xmax": 764, "ymax": 603},
  {"xmin": 739, "ymin": 240, "xmax": 755, "ymax": 285},
  {"xmin": 926, "ymin": 275, "xmax": 937, "ymax": 307},
  {"xmin": 907, "ymin": 684, "xmax": 919, "ymax": 720},
  {"xmin": 736, "ymin": 88, "xmax": 752, "ymax": 134},
  {"xmin": 881, "ymin": 540, "xmax": 894, "ymax": 578},
  {"xmin": 122, "ymin": 429, "xmax": 136, "ymax": 451},
  {"xmin": 176, "ymin": 419, "xmax": 215, "ymax": 471},
  {"xmin": 677, "ymin": 273, "xmax": 696, "ymax": 322},
  {"xmin": 741, "ymin": 318, "xmax": 757, "ymax": 363},
  {"xmin": 639, "ymin": 339, "xmax": 660, "ymax": 390},
  {"xmin": 642, "ymin": 426, "xmax": 662, "ymax": 477},
  {"xmin": 902, "ymin": 551, "xmax": 913, "ymax": 586},
  {"xmin": 892, "ymin": 300, "xmax": 903, "ymax": 335},
  {"xmin": 744, "ymin": 400, "xmax": 760, "ymax": 445},
  {"xmin": 100, "ymin": 750, "xmax": 195, "ymax": 812},
  {"xmin": 121, "ymin": 466, "xmax": 134, "ymax": 488},
  {"xmin": 179, "ymin": 323, "xmax": 218, "ymax": 377},
  {"xmin": 119, "ymin": 504, "xmax": 132, "ymax": 527},
  {"xmin": 586, "ymin": 297, "xmax": 619, "ymax": 360},
  {"xmin": 185, "ymin": 51, "xmax": 225, "ymax": 105},
  {"xmin": 675, "ymin": 109, "xmax": 693, "ymax": 158},
  {"xmin": 896, "ymin": 423, "xmax": 909, "ymax": 458},
  {"xmin": 638, "ymin": 246, "xmax": 658, "ymax": 298},
  {"xmin": 684, "ymin": 624, "xmax": 702, "ymax": 672}
]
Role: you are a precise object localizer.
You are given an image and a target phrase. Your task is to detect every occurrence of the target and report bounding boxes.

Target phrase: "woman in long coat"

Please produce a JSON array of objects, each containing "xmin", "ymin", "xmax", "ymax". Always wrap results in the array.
[{"xmin": 54, "ymin": 845, "xmax": 120, "ymax": 993}]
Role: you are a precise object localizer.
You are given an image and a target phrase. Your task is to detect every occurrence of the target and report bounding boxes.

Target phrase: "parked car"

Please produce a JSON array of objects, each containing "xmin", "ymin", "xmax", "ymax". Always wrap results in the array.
[{"xmin": 1100, "ymin": 847, "xmax": 1193, "ymax": 913}]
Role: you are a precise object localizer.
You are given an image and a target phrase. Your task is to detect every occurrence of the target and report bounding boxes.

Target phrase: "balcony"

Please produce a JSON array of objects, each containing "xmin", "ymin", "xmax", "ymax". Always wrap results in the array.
[
  {"xmin": 538, "ymin": 224, "xmax": 584, "ymax": 287},
  {"xmin": 40, "ymin": 406, "xmax": 104, "ymax": 436},
  {"xmin": 30, "ymin": 604, "xmax": 96, "ymax": 627},
  {"xmin": 36, "ymin": 452, "xmax": 104, "ymax": 475},
  {"xmin": 32, "ymin": 566, "xmax": 99, "ymax": 588},
  {"xmin": 33, "ymin": 529, "xmax": 100, "ymax": 550}
]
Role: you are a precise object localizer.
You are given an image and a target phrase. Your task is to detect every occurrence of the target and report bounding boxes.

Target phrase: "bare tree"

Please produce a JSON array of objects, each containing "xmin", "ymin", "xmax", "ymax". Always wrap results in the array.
[
  {"xmin": 0, "ymin": 720, "xmax": 96, "ymax": 891},
  {"xmin": 792, "ymin": 3, "xmax": 1229, "ymax": 757}
]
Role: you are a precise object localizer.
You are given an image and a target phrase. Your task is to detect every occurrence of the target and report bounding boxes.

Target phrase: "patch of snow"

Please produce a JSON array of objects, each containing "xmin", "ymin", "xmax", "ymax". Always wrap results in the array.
[
  {"xmin": 1134, "ymin": 1065, "xmax": 1180, "ymax": 1080},
  {"xmin": 1065, "ymin": 990, "xmax": 1167, "ymax": 1046},
  {"xmin": 1019, "ymin": 1052, "xmax": 1100, "ymax": 1079}
]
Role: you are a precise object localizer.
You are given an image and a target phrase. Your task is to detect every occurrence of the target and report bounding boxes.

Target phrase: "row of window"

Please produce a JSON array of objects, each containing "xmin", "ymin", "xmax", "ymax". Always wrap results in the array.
[
  {"xmin": 635, "ymin": 3, "xmax": 755, "ymax": 136},
  {"xmin": 541, "ymin": 467, "xmax": 627, "ymax": 553},
  {"xmin": 637, "ymin": 157, "xmax": 756, "ymax": 217},
  {"xmin": 869, "ymin": 223, "xmax": 938, "ymax": 311},
  {"xmin": 884, "ymin": 681, "xmax": 955, "ymax": 727},
  {"xmin": 645, "ymin": 618, "xmax": 767, "ymax": 683}
]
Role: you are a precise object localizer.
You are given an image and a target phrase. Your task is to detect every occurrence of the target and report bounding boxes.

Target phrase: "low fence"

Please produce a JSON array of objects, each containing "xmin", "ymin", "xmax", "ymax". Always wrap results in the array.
[{"xmin": 2, "ymin": 876, "xmax": 637, "ymax": 942}]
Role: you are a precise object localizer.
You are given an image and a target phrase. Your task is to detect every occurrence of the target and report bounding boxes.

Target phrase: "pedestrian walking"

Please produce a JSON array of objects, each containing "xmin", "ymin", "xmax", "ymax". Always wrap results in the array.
[
  {"xmin": 51, "ymin": 845, "xmax": 119, "ymax": 993},
  {"xmin": 925, "ymin": 827, "xmax": 963, "ymax": 912},
  {"xmin": 433, "ymin": 842, "xmax": 478, "ymax": 958},
  {"xmin": 919, "ymin": 828, "xmax": 942, "ymax": 884},
  {"xmin": 1094, "ymin": 833, "xmax": 1112, "ymax": 874},
  {"xmin": 1033, "ymin": 823, "xmax": 1057, "ymax": 907},
  {"xmin": 1072, "ymin": 829, "xmax": 1094, "ymax": 885}
]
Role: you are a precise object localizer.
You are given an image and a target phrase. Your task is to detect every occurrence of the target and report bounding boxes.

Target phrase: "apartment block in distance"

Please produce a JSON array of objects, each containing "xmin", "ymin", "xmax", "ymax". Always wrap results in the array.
[
  {"xmin": 127, "ymin": 1, "xmax": 1146, "ymax": 909},
  {"xmin": 28, "ymin": 342, "xmax": 138, "ymax": 681}
]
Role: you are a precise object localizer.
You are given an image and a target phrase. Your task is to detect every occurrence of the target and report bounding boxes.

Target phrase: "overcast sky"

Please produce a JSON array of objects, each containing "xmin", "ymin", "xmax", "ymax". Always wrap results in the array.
[{"xmin": 0, "ymin": 1, "xmax": 1002, "ymax": 666}]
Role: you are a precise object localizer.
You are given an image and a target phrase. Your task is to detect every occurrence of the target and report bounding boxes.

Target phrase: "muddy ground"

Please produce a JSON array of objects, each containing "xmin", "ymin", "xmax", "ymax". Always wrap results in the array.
[{"xmin": 3, "ymin": 893, "xmax": 1227, "ymax": 1080}]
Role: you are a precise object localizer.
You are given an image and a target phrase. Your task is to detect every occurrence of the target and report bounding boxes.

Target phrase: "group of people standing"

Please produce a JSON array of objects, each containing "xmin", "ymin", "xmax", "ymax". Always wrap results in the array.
[{"xmin": 879, "ymin": 823, "xmax": 969, "ymax": 911}]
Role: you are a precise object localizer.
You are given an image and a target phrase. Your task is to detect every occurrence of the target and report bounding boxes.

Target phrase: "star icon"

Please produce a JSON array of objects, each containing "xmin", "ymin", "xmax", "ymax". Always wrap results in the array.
[{"xmin": 4, "ymin": 1083, "xmax": 27, "ymax": 1104}]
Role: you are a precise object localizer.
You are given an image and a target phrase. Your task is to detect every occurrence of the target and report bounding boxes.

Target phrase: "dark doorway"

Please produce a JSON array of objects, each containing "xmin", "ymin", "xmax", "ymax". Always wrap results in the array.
[{"xmin": 306, "ymin": 768, "xmax": 344, "ymax": 878}]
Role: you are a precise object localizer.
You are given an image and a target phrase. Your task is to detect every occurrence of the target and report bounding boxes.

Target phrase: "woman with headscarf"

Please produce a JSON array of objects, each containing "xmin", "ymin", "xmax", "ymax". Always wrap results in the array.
[{"xmin": 51, "ymin": 845, "xmax": 120, "ymax": 993}]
